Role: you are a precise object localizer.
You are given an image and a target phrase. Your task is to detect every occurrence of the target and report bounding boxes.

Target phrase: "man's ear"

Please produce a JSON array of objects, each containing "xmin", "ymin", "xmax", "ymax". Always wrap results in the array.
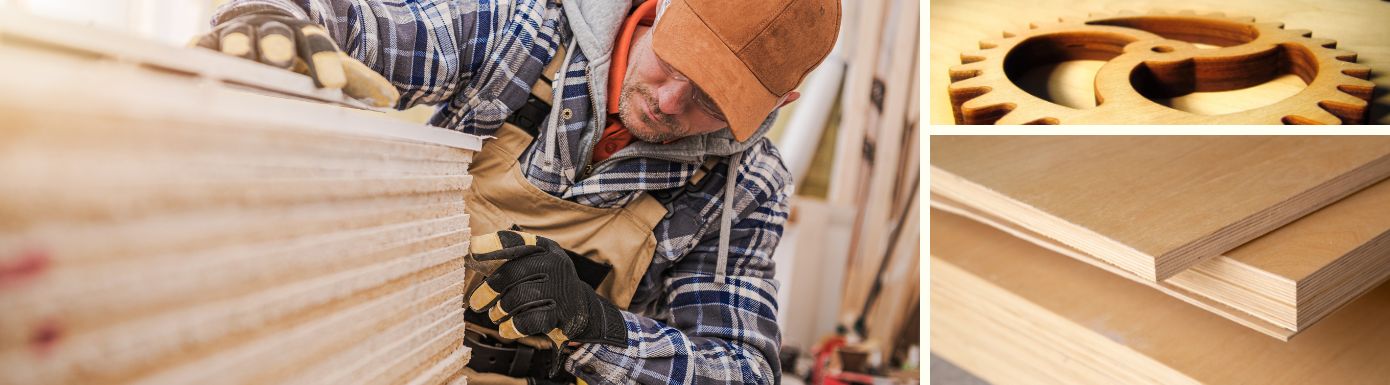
[{"xmin": 777, "ymin": 91, "xmax": 801, "ymax": 108}]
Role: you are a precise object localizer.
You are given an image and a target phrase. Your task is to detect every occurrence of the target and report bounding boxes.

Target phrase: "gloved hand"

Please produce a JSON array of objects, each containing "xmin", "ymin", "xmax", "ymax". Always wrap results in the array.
[
  {"xmin": 467, "ymin": 230, "xmax": 628, "ymax": 348},
  {"xmin": 190, "ymin": 8, "xmax": 400, "ymax": 107}
]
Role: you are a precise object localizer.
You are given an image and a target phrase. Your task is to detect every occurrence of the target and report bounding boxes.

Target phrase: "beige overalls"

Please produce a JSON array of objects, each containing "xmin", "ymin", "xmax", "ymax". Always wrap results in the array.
[{"xmin": 458, "ymin": 44, "xmax": 677, "ymax": 384}]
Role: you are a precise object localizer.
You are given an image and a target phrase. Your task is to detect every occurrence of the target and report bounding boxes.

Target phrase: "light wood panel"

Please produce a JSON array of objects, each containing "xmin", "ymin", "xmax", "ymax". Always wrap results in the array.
[
  {"xmin": 838, "ymin": 0, "xmax": 920, "ymax": 339},
  {"xmin": 931, "ymin": 136, "xmax": 1390, "ymax": 282},
  {"xmin": 929, "ymin": 0, "xmax": 1390, "ymax": 124},
  {"xmin": 0, "ymin": 12, "xmax": 479, "ymax": 385},
  {"xmin": 931, "ymin": 209, "xmax": 1390, "ymax": 384},
  {"xmin": 934, "ymin": 179, "xmax": 1390, "ymax": 338}
]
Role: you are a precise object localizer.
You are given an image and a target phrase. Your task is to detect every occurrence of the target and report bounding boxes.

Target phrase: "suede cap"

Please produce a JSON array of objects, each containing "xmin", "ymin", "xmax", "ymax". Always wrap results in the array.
[{"xmin": 652, "ymin": 0, "xmax": 841, "ymax": 141}]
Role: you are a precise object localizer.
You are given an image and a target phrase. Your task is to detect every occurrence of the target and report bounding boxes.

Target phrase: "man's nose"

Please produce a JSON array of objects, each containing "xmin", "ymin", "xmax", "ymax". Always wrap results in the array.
[{"xmin": 655, "ymin": 80, "xmax": 693, "ymax": 115}]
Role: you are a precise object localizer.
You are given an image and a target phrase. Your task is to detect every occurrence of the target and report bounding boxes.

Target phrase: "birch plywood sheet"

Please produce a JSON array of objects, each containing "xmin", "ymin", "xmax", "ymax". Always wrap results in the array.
[
  {"xmin": 930, "ymin": 136, "xmax": 1390, "ymax": 282},
  {"xmin": 0, "ymin": 13, "xmax": 480, "ymax": 385},
  {"xmin": 934, "ymin": 181, "xmax": 1390, "ymax": 339},
  {"xmin": 931, "ymin": 210, "xmax": 1390, "ymax": 384}
]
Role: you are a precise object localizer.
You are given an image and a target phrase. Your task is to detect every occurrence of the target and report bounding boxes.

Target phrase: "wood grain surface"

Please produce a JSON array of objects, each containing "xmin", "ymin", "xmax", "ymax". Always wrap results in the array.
[
  {"xmin": 930, "ymin": 136, "xmax": 1390, "ymax": 281},
  {"xmin": 931, "ymin": 210, "xmax": 1390, "ymax": 384},
  {"xmin": 934, "ymin": 176, "xmax": 1390, "ymax": 338},
  {"xmin": 929, "ymin": 0, "xmax": 1390, "ymax": 124}
]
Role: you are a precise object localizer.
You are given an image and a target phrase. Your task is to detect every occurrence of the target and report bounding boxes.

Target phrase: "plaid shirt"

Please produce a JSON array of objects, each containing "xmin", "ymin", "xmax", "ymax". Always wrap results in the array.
[{"xmin": 214, "ymin": 1, "xmax": 790, "ymax": 384}]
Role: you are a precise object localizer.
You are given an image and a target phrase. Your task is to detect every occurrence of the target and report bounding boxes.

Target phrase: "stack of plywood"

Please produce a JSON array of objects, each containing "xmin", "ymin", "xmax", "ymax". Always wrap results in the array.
[
  {"xmin": 0, "ymin": 12, "xmax": 477, "ymax": 385},
  {"xmin": 930, "ymin": 136, "xmax": 1390, "ymax": 383}
]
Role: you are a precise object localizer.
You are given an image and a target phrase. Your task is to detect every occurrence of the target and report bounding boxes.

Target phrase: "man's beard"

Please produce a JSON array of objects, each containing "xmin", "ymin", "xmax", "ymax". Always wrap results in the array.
[{"xmin": 617, "ymin": 83, "xmax": 686, "ymax": 143}]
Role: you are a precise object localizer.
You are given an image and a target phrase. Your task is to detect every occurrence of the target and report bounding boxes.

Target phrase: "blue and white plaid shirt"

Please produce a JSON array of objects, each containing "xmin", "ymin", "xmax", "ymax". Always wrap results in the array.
[{"xmin": 214, "ymin": 1, "xmax": 792, "ymax": 383}]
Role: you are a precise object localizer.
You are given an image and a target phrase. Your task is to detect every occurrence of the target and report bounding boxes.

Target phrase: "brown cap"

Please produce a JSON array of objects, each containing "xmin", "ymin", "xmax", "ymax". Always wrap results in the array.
[{"xmin": 652, "ymin": 0, "xmax": 841, "ymax": 141}]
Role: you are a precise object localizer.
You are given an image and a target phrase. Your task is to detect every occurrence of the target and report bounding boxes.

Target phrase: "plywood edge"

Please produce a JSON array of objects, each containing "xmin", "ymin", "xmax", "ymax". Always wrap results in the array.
[
  {"xmin": 932, "ymin": 257, "xmax": 1201, "ymax": 385},
  {"xmin": 1164, "ymin": 151, "xmax": 1390, "ymax": 279},
  {"xmin": 929, "ymin": 201, "xmax": 1297, "ymax": 339},
  {"xmin": 0, "ymin": 19, "xmax": 482, "ymax": 152},
  {"xmin": 1295, "ymin": 233, "xmax": 1390, "ymax": 329},
  {"xmin": 930, "ymin": 166, "xmax": 1161, "ymax": 281}
]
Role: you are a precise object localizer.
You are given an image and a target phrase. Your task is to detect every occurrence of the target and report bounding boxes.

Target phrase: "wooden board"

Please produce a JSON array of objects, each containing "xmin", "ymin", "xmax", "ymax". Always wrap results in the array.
[
  {"xmin": 930, "ymin": 209, "xmax": 1390, "ymax": 384},
  {"xmin": 838, "ymin": 0, "xmax": 920, "ymax": 336},
  {"xmin": 928, "ymin": 0, "xmax": 1390, "ymax": 124},
  {"xmin": 0, "ymin": 13, "xmax": 479, "ymax": 385},
  {"xmin": 930, "ymin": 136, "xmax": 1390, "ymax": 282},
  {"xmin": 933, "ymin": 182, "xmax": 1390, "ymax": 338}
]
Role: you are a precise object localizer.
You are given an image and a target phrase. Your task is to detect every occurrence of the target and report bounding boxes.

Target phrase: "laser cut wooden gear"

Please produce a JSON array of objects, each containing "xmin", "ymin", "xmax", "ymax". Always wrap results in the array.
[{"xmin": 948, "ymin": 10, "xmax": 1376, "ymax": 124}]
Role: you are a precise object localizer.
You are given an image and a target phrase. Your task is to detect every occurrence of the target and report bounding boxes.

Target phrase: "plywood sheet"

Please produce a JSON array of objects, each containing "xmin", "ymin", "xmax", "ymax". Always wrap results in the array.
[
  {"xmin": 931, "ymin": 136, "xmax": 1390, "ymax": 281},
  {"xmin": 931, "ymin": 209, "xmax": 1390, "ymax": 384},
  {"xmin": 934, "ymin": 171, "xmax": 1390, "ymax": 336},
  {"xmin": 0, "ymin": 13, "xmax": 480, "ymax": 385}
]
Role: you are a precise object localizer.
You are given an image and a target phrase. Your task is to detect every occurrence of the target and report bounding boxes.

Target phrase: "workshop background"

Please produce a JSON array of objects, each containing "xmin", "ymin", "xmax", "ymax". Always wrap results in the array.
[{"xmin": 0, "ymin": 0, "xmax": 923, "ymax": 383}]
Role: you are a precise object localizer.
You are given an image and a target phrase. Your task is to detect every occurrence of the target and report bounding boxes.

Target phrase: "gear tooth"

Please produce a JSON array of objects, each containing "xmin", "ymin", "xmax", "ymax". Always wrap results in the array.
[
  {"xmin": 979, "ymin": 38, "xmax": 1006, "ymax": 49},
  {"xmin": 1305, "ymin": 37, "xmax": 1337, "ymax": 48},
  {"xmin": 1256, "ymin": 21, "xmax": 1285, "ymax": 29},
  {"xmin": 1282, "ymin": 108, "xmax": 1342, "ymax": 125},
  {"xmin": 1336, "ymin": 76, "xmax": 1376, "ymax": 101},
  {"xmin": 960, "ymin": 99, "xmax": 1017, "ymax": 125},
  {"xmin": 960, "ymin": 50, "xmax": 989, "ymax": 64},
  {"xmin": 1002, "ymin": 30, "xmax": 1017, "ymax": 38},
  {"xmin": 1028, "ymin": 21, "xmax": 1042, "ymax": 30},
  {"xmin": 1340, "ymin": 62, "xmax": 1372, "ymax": 80},
  {"xmin": 1227, "ymin": 15, "xmax": 1256, "ymax": 23},
  {"xmin": 1331, "ymin": 84, "xmax": 1373, "ymax": 103},
  {"xmin": 1205, "ymin": 11, "xmax": 1226, "ymax": 17},
  {"xmin": 960, "ymin": 90, "xmax": 1008, "ymax": 110},
  {"xmin": 1327, "ymin": 48, "xmax": 1357, "ymax": 62},
  {"xmin": 1286, "ymin": 29, "xmax": 1313, "ymax": 38},
  {"xmin": 949, "ymin": 62, "xmax": 986, "ymax": 82},
  {"xmin": 995, "ymin": 110, "xmax": 1055, "ymax": 125},
  {"xmin": 949, "ymin": 75, "xmax": 992, "ymax": 91},
  {"xmin": 1317, "ymin": 100, "xmax": 1369, "ymax": 124}
]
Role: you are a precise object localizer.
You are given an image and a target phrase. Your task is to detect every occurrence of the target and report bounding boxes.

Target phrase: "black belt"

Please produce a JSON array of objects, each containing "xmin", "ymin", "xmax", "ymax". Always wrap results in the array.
[{"xmin": 464, "ymin": 313, "xmax": 576, "ymax": 383}]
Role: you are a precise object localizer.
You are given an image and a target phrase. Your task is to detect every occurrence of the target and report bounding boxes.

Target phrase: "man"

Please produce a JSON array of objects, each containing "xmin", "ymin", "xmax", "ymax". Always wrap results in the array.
[{"xmin": 196, "ymin": 0, "xmax": 839, "ymax": 383}]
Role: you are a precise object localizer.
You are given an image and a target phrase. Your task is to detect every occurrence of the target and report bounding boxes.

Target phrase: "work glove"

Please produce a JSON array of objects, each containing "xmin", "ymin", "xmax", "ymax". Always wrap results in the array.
[
  {"xmin": 467, "ymin": 230, "xmax": 628, "ymax": 349},
  {"xmin": 190, "ymin": 8, "xmax": 400, "ymax": 107}
]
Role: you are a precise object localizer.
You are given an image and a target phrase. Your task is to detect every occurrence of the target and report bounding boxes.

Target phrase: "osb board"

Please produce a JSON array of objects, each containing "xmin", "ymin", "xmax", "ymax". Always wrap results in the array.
[
  {"xmin": 931, "ymin": 210, "xmax": 1390, "ymax": 384},
  {"xmin": 930, "ymin": 136, "xmax": 1390, "ymax": 281},
  {"xmin": 928, "ymin": 0, "xmax": 1390, "ymax": 124}
]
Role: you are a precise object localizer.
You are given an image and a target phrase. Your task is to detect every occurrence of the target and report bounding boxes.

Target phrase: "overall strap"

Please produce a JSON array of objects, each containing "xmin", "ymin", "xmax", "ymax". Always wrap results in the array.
[{"xmin": 505, "ymin": 43, "xmax": 566, "ymax": 138}]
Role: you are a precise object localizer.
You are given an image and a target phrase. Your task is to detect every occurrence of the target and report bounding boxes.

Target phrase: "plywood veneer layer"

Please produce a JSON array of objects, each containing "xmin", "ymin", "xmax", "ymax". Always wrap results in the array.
[
  {"xmin": 931, "ymin": 210, "xmax": 1390, "ymax": 384},
  {"xmin": 930, "ymin": 136, "xmax": 1390, "ymax": 281},
  {"xmin": 0, "ymin": 13, "xmax": 481, "ymax": 385},
  {"xmin": 934, "ymin": 166, "xmax": 1390, "ymax": 336}
]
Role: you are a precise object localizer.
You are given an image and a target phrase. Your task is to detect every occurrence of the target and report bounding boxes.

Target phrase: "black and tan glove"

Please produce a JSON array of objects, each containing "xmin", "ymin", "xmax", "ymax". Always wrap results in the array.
[
  {"xmin": 190, "ymin": 8, "xmax": 399, "ymax": 107},
  {"xmin": 467, "ymin": 230, "xmax": 628, "ymax": 349}
]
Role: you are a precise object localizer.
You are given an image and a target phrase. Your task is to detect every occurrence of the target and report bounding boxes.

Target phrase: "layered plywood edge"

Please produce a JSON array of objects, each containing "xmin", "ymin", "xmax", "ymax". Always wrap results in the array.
[
  {"xmin": 930, "ymin": 136, "xmax": 1390, "ymax": 282},
  {"xmin": 933, "ymin": 189, "xmax": 1390, "ymax": 338},
  {"xmin": 931, "ymin": 210, "xmax": 1390, "ymax": 384},
  {"xmin": 1, "ymin": 12, "xmax": 479, "ymax": 385}
]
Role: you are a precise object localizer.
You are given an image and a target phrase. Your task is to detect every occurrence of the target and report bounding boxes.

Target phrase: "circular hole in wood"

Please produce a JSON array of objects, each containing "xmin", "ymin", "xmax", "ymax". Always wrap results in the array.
[
  {"xmin": 1152, "ymin": 45, "xmax": 1175, "ymax": 53},
  {"xmin": 1130, "ymin": 43, "xmax": 1314, "ymax": 115},
  {"xmin": 1010, "ymin": 60, "xmax": 1107, "ymax": 109},
  {"xmin": 1003, "ymin": 32, "xmax": 1138, "ymax": 109}
]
